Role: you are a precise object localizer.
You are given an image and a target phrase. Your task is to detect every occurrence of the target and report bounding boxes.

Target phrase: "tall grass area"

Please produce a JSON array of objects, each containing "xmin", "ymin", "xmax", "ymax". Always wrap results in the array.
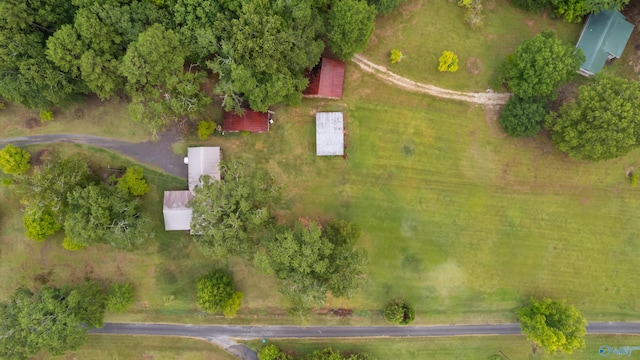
[
  {"xmin": 246, "ymin": 335, "xmax": 640, "ymax": 360},
  {"xmin": 363, "ymin": 0, "xmax": 582, "ymax": 92},
  {"xmin": 34, "ymin": 335, "xmax": 236, "ymax": 360}
]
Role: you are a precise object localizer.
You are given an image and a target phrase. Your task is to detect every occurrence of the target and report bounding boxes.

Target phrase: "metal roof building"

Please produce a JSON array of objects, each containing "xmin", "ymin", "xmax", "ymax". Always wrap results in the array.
[
  {"xmin": 315, "ymin": 112, "xmax": 344, "ymax": 156},
  {"xmin": 304, "ymin": 58, "xmax": 345, "ymax": 99},
  {"xmin": 576, "ymin": 10, "xmax": 634, "ymax": 76},
  {"xmin": 163, "ymin": 147, "xmax": 221, "ymax": 231},
  {"xmin": 222, "ymin": 110, "xmax": 271, "ymax": 133}
]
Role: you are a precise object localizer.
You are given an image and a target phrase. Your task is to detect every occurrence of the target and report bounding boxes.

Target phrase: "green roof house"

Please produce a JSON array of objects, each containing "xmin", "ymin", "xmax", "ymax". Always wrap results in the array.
[{"xmin": 576, "ymin": 10, "xmax": 634, "ymax": 76}]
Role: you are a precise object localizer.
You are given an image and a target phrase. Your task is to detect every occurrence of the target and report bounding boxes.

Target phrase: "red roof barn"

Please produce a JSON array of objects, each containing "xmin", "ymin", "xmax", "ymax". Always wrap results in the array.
[
  {"xmin": 303, "ymin": 58, "xmax": 345, "ymax": 99},
  {"xmin": 222, "ymin": 110, "xmax": 271, "ymax": 133}
]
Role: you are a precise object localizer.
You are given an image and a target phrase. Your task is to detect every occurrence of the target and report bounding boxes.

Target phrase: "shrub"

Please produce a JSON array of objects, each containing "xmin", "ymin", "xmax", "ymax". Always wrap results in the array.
[
  {"xmin": 62, "ymin": 237, "xmax": 84, "ymax": 251},
  {"xmin": 24, "ymin": 210, "xmax": 62, "ymax": 241},
  {"xmin": 106, "ymin": 282, "xmax": 136, "ymax": 312},
  {"xmin": 0, "ymin": 144, "xmax": 30, "ymax": 175},
  {"xmin": 631, "ymin": 172, "xmax": 638, "ymax": 187},
  {"xmin": 197, "ymin": 120, "xmax": 216, "ymax": 139},
  {"xmin": 498, "ymin": 96, "xmax": 547, "ymax": 137},
  {"xmin": 197, "ymin": 268, "xmax": 243, "ymax": 318},
  {"xmin": 438, "ymin": 51, "xmax": 459, "ymax": 72},
  {"xmin": 384, "ymin": 298, "xmax": 415, "ymax": 325},
  {"xmin": 459, "ymin": 0, "xmax": 484, "ymax": 28},
  {"xmin": 389, "ymin": 49, "xmax": 404, "ymax": 64},
  {"xmin": 117, "ymin": 166, "xmax": 149, "ymax": 196},
  {"xmin": 40, "ymin": 110, "xmax": 54, "ymax": 122},
  {"xmin": 258, "ymin": 344, "xmax": 290, "ymax": 360}
]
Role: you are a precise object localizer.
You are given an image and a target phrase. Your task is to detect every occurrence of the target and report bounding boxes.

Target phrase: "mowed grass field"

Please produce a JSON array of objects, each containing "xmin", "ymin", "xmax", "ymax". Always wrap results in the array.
[
  {"xmin": 245, "ymin": 335, "xmax": 640, "ymax": 360},
  {"xmin": 363, "ymin": 0, "xmax": 582, "ymax": 92},
  {"xmin": 34, "ymin": 335, "xmax": 235, "ymax": 360}
]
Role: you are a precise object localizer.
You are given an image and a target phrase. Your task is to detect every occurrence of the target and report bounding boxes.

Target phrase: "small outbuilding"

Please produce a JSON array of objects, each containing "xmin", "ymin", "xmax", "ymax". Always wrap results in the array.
[
  {"xmin": 304, "ymin": 58, "xmax": 345, "ymax": 99},
  {"xmin": 163, "ymin": 146, "xmax": 221, "ymax": 231},
  {"xmin": 315, "ymin": 112, "xmax": 344, "ymax": 156},
  {"xmin": 222, "ymin": 110, "xmax": 271, "ymax": 133},
  {"xmin": 576, "ymin": 10, "xmax": 634, "ymax": 76}
]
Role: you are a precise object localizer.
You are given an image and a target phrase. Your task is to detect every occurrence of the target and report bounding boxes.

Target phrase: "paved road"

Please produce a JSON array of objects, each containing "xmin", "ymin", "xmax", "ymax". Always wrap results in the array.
[{"xmin": 0, "ymin": 131, "xmax": 187, "ymax": 179}]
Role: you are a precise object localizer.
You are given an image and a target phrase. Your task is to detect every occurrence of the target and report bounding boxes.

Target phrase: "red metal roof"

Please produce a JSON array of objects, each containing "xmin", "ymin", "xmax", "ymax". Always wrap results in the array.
[
  {"xmin": 222, "ymin": 110, "xmax": 269, "ymax": 133},
  {"xmin": 303, "ymin": 58, "xmax": 345, "ymax": 99}
]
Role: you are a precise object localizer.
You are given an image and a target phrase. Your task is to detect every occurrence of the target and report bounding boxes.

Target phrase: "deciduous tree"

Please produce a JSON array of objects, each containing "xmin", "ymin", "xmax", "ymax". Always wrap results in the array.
[
  {"xmin": 0, "ymin": 144, "xmax": 30, "ymax": 175},
  {"xmin": 518, "ymin": 298, "xmax": 587, "ymax": 354},
  {"xmin": 384, "ymin": 298, "xmax": 416, "ymax": 325},
  {"xmin": 499, "ymin": 96, "xmax": 547, "ymax": 137},
  {"xmin": 327, "ymin": 0, "xmax": 377, "ymax": 61},
  {"xmin": 547, "ymin": 75, "xmax": 640, "ymax": 160},
  {"xmin": 499, "ymin": 31, "xmax": 584, "ymax": 100},
  {"xmin": 189, "ymin": 161, "xmax": 278, "ymax": 259},
  {"xmin": 117, "ymin": 165, "xmax": 149, "ymax": 196},
  {"xmin": 196, "ymin": 268, "xmax": 243, "ymax": 318}
]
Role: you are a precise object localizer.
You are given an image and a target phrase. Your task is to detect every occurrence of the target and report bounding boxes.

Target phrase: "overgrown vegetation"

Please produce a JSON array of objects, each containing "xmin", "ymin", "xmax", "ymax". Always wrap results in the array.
[
  {"xmin": 258, "ymin": 344, "xmax": 377, "ymax": 360},
  {"xmin": 383, "ymin": 298, "xmax": 416, "ymax": 325},
  {"xmin": 510, "ymin": 0, "xmax": 631, "ymax": 22}
]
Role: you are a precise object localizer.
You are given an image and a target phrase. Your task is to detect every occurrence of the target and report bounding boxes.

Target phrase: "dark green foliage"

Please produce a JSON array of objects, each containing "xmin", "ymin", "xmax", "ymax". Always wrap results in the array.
[
  {"xmin": 257, "ymin": 344, "xmax": 376, "ymax": 360},
  {"xmin": 548, "ymin": 76, "xmax": 640, "ymax": 161},
  {"xmin": 0, "ymin": 144, "xmax": 30, "ymax": 175},
  {"xmin": 106, "ymin": 282, "xmax": 136, "ymax": 312},
  {"xmin": 384, "ymin": 298, "xmax": 416, "ymax": 325},
  {"xmin": 264, "ymin": 220, "xmax": 366, "ymax": 310},
  {"xmin": 196, "ymin": 268, "xmax": 242, "ymax": 317},
  {"xmin": 327, "ymin": 0, "xmax": 377, "ymax": 61},
  {"xmin": 19, "ymin": 154, "xmax": 91, "ymax": 241},
  {"xmin": 551, "ymin": 0, "xmax": 630, "ymax": 22},
  {"xmin": 518, "ymin": 298, "xmax": 587, "ymax": 354},
  {"xmin": 499, "ymin": 31, "xmax": 584, "ymax": 100},
  {"xmin": 367, "ymin": 0, "xmax": 405, "ymax": 13},
  {"xmin": 499, "ymin": 96, "xmax": 547, "ymax": 137},
  {"xmin": 117, "ymin": 165, "xmax": 149, "ymax": 196},
  {"xmin": 64, "ymin": 184, "xmax": 153, "ymax": 251},
  {"xmin": 189, "ymin": 161, "xmax": 278, "ymax": 259},
  {"xmin": 0, "ymin": 284, "xmax": 108, "ymax": 359},
  {"xmin": 210, "ymin": 1, "xmax": 324, "ymax": 112}
]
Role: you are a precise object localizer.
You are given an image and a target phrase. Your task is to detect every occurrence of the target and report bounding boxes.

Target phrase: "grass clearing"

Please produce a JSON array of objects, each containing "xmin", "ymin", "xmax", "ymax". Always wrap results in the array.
[
  {"xmin": 245, "ymin": 335, "xmax": 640, "ymax": 359},
  {"xmin": 0, "ymin": 95, "xmax": 149, "ymax": 142},
  {"xmin": 35, "ymin": 335, "xmax": 235, "ymax": 359},
  {"xmin": 363, "ymin": 0, "xmax": 582, "ymax": 92}
]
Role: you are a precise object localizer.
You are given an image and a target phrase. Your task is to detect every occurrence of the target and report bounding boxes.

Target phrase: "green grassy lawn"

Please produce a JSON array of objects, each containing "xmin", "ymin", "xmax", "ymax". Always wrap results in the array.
[
  {"xmin": 362, "ymin": 0, "xmax": 582, "ymax": 92},
  {"xmin": 34, "ymin": 335, "xmax": 235, "ymax": 360},
  {"xmin": 0, "ymin": 96, "xmax": 149, "ymax": 142},
  {"xmin": 245, "ymin": 335, "xmax": 640, "ymax": 359}
]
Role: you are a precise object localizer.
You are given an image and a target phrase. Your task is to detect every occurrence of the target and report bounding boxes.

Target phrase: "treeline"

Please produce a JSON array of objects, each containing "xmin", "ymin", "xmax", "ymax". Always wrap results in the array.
[
  {"xmin": 0, "ymin": 0, "xmax": 405, "ymax": 136},
  {"xmin": 510, "ymin": 0, "xmax": 629, "ymax": 22}
]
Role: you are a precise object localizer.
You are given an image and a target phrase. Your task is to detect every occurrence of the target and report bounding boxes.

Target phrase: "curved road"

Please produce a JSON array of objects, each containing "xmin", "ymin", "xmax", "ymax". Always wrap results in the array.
[{"xmin": 0, "ymin": 131, "xmax": 188, "ymax": 179}]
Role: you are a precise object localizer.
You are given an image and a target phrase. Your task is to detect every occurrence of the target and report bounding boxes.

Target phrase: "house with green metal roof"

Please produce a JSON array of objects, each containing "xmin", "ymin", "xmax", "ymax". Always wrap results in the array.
[{"xmin": 576, "ymin": 10, "xmax": 634, "ymax": 76}]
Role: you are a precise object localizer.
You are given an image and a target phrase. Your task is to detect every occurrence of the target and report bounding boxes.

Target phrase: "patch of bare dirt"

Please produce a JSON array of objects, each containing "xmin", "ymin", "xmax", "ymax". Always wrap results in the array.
[
  {"xmin": 484, "ymin": 105, "xmax": 507, "ymax": 139},
  {"xmin": 24, "ymin": 117, "xmax": 40, "ymax": 129},
  {"xmin": 524, "ymin": 19, "xmax": 535, "ymax": 34},
  {"xmin": 466, "ymin": 57, "xmax": 482, "ymax": 75},
  {"xmin": 552, "ymin": 82, "xmax": 579, "ymax": 112}
]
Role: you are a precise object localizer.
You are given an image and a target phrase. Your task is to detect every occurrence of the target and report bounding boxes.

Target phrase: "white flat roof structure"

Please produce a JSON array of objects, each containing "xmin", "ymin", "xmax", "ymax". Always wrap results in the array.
[
  {"xmin": 162, "ymin": 190, "xmax": 193, "ymax": 231},
  {"xmin": 316, "ymin": 112, "xmax": 344, "ymax": 156},
  {"xmin": 188, "ymin": 147, "xmax": 221, "ymax": 192},
  {"xmin": 164, "ymin": 146, "xmax": 222, "ymax": 231}
]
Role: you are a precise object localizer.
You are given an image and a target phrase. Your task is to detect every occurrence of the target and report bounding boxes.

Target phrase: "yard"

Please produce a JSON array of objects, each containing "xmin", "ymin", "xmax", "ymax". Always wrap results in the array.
[{"xmin": 363, "ymin": 0, "xmax": 582, "ymax": 92}]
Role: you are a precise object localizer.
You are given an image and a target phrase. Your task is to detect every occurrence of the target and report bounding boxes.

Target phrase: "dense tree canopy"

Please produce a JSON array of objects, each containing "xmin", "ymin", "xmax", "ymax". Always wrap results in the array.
[
  {"xmin": 327, "ymin": 0, "xmax": 377, "ymax": 61},
  {"xmin": 551, "ymin": 0, "xmax": 630, "ymax": 22},
  {"xmin": 196, "ymin": 268, "xmax": 243, "ymax": 318},
  {"xmin": 261, "ymin": 220, "xmax": 366, "ymax": 309},
  {"xmin": 518, "ymin": 298, "xmax": 587, "ymax": 354},
  {"xmin": 189, "ymin": 161, "xmax": 278, "ymax": 259},
  {"xmin": 0, "ymin": 283, "xmax": 107, "ymax": 360},
  {"xmin": 548, "ymin": 76, "xmax": 640, "ymax": 161},
  {"xmin": 500, "ymin": 31, "xmax": 584, "ymax": 100}
]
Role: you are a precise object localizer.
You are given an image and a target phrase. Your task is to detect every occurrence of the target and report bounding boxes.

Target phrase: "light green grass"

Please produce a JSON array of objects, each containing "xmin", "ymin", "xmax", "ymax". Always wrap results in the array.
[
  {"xmin": 363, "ymin": 0, "xmax": 582, "ymax": 92},
  {"xmin": 34, "ymin": 335, "xmax": 236, "ymax": 360},
  {"xmin": 0, "ymin": 96, "xmax": 149, "ymax": 141},
  {"xmin": 245, "ymin": 335, "xmax": 640, "ymax": 360}
]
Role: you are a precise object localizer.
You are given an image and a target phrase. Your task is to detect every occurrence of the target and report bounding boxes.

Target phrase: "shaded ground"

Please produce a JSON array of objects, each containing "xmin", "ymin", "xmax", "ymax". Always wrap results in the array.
[{"xmin": 0, "ymin": 128, "xmax": 187, "ymax": 179}]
